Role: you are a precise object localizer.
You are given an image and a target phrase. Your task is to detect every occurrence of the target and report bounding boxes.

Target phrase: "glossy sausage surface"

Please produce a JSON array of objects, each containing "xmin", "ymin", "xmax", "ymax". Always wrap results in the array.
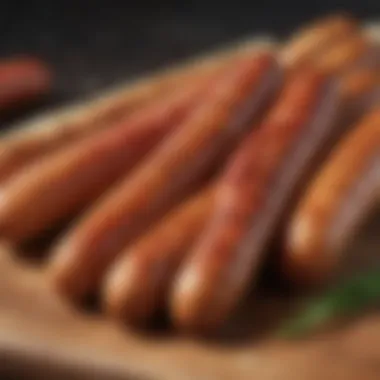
[
  {"xmin": 48, "ymin": 52, "xmax": 282, "ymax": 302},
  {"xmin": 280, "ymin": 14, "xmax": 357, "ymax": 69},
  {"xmin": 339, "ymin": 68, "xmax": 380, "ymax": 119},
  {"xmin": 284, "ymin": 107, "xmax": 380, "ymax": 285},
  {"xmin": 104, "ymin": 184, "xmax": 216, "ymax": 326},
  {"xmin": 0, "ymin": 43, "xmax": 268, "ymax": 181},
  {"xmin": 313, "ymin": 34, "xmax": 371, "ymax": 75},
  {"xmin": 170, "ymin": 69, "xmax": 343, "ymax": 333},
  {"xmin": 0, "ymin": 72, "xmax": 218, "ymax": 241}
]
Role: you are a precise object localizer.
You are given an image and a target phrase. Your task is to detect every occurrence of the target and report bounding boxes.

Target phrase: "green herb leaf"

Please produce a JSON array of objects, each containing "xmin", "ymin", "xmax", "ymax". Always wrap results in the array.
[{"xmin": 279, "ymin": 268, "xmax": 380, "ymax": 338}]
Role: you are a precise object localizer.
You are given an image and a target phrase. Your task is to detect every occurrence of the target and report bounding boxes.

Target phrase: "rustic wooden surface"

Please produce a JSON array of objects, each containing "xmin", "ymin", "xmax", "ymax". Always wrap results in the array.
[{"xmin": 0, "ymin": 215, "xmax": 378, "ymax": 380}]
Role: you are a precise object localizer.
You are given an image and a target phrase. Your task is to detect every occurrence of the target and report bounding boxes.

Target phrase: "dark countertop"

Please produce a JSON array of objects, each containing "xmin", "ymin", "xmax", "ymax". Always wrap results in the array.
[{"xmin": 0, "ymin": 1, "xmax": 379, "ymax": 115}]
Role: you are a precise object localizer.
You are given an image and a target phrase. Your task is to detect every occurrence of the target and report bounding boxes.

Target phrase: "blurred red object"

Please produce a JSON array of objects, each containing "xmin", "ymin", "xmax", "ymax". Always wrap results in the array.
[{"xmin": 0, "ymin": 57, "xmax": 52, "ymax": 114}]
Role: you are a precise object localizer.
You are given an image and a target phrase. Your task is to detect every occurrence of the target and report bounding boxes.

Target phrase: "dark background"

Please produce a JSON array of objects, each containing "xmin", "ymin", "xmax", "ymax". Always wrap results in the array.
[{"xmin": 1, "ymin": 1, "xmax": 379, "ymax": 109}]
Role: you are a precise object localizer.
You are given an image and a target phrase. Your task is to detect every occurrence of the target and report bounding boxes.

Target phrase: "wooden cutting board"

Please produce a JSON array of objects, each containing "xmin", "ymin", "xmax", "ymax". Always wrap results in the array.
[{"xmin": 0, "ymin": 215, "xmax": 379, "ymax": 380}]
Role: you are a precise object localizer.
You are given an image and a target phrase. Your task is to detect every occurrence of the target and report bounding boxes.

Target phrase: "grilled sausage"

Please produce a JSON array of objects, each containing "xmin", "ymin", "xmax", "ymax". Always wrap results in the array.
[
  {"xmin": 0, "ymin": 71, "xmax": 220, "ymax": 241},
  {"xmin": 48, "ymin": 52, "xmax": 282, "ymax": 302},
  {"xmin": 280, "ymin": 14, "xmax": 358, "ymax": 69},
  {"xmin": 341, "ymin": 69, "xmax": 380, "ymax": 101},
  {"xmin": 0, "ymin": 42, "xmax": 270, "ymax": 181},
  {"xmin": 104, "ymin": 69, "xmax": 380, "ymax": 328},
  {"xmin": 170, "ymin": 68, "xmax": 343, "ymax": 333},
  {"xmin": 0, "ymin": 57, "xmax": 51, "ymax": 113},
  {"xmin": 339, "ymin": 68, "xmax": 380, "ymax": 118},
  {"xmin": 104, "ymin": 184, "xmax": 216, "ymax": 326},
  {"xmin": 313, "ymin": 34, "xmax": 372, "ymax": 75},
  {"xmin": 284, "ymin": 107, "xmax": 380, "ymax": 285}
]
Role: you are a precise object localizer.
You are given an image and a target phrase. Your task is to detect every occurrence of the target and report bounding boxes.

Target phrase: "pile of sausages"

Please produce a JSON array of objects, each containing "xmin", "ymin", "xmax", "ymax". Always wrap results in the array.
[{"xmin": 0, "ymin": 14, "xmax": 379, "ymax": 334}]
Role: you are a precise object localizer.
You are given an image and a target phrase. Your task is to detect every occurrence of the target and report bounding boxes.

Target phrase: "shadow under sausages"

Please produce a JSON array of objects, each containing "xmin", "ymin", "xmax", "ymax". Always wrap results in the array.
[{"xmin": 10, "ymin": 218, "xmax": 74, "ymax": 265}]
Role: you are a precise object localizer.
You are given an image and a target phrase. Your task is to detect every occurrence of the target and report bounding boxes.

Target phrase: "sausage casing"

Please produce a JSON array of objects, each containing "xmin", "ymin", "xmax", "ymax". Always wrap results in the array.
[
  {"xmin": 339, "ymin": 68, "xmax": 380, "ymax": 120},
  {"xmin": 48, "ymin": 52, "xmax": 282, "ymax": 301},
  {"xmin": 170, "ymin": 69, "xmax": 343, "ymax": 333},
  {"xmin": 284, "ymin": 107, "xmax": 380, "ymax": 285},
  {"xmin": 280, "ymin": 14, "xmax": 358, "ymax": 69},
  {"xmin": 0, "ymin": 42, "xmax": 271, "ymax": 181},
  {"xmin": 313, "ymin": 34, "xmax": 371, "ymax": 75},
  {"xmin": 0, "ymin": 73, "xmax": 218, "ymax": 241},
  {"xmin": 104, "ymin": 184, "xmax": 216, "ymax": 326}
]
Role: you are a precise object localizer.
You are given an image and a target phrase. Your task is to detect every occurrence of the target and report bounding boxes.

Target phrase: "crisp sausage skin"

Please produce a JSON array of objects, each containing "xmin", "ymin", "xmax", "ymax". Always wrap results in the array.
[
  {"xmin": 103, "ymin": 185, "xmax": 216, "ymax": 326},
  {"xmin": 48, "ymin": 52, "xmax": 282, "ymax": 302},
  {"xmin": 0, "ymin": 57, "xmax": 52, "ymax": 113},
  {"xmin": 0, "ymin": 72, "xmax": 219, "ymax": 241},
  {"xmin": 280, "ymin": 14, "xmax": 357, "ymax": 69},
  {"xmin": 283, "ymin": 107, "xmax": 380, "ymax": 285},
  {"xmin": 170, "ymin": 68, "xmax": 343, "ymax": 333}
]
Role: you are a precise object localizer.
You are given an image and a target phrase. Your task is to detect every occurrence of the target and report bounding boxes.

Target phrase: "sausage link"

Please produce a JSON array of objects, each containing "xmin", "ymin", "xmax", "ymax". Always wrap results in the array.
[
  {"xmin": 339, "ymin": 68, "xmax": 380, "ymax": 118},
  {"xmin": 341, "ymin": 69, "xmax": 380, "ymax": 100},
  {"xmin": 104, "ymin": 184, "xmax": 216, "ymax": 326},
  {"xmin": 283, "ymin": 24, "xmax": 380, "ymax": 115},
  {"xmin": 0, "ymin": 72, "xmax": 220, "ymax": 241},
  {"xmin": 48, "ymin": 52, "xmax": 282, "ymax": 302},
  {"xmin": 98, "ymin": 69, "xmax": 378, "ymax": 325},
  {"xmin": 313, "ymin": 34, "xmax": 372, "ymax": 75},
  {"xmin": 170, "ymin": 69, "xmax": 343, "ymax": 333},
  {"xmin": 102, "ymin": 55, "xmax": 380, "ymax": 329},
  {"xmin": 283, "ymin": 107, "xmax": 380, "ymax": 285},
  {"xmin": 0, "ymin": 57, "xmax": 51, "ymax": 113},
  {"xmin": 0, "ymin": 43, "xmax": 270, "ymax": 181},
  {"xmin": 280, "ymin": 14, "xmax": 358, "ymax": 69},
  {"xmin": 103, "ymin": 70, "xmax": 379, "ymax": 328},
  {"xmin": 0, "ymin": 66, "xmax": 207, "ymax": 182}
]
